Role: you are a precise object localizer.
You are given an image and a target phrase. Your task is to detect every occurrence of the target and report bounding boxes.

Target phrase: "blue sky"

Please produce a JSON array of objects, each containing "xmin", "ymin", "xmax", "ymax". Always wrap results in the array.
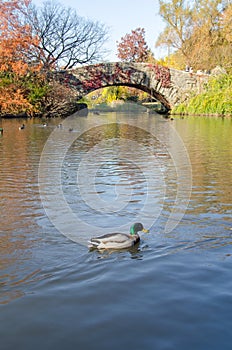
[{"xmin": 34, "ymin": 0, "xmax": 166, "ymax": 61}]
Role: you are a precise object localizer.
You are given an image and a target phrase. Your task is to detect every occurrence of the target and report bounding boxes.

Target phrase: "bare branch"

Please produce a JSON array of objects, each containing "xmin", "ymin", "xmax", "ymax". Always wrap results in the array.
[{"xmin": 27, "ymin": 0, "xmax": 109, "ymax": 69}]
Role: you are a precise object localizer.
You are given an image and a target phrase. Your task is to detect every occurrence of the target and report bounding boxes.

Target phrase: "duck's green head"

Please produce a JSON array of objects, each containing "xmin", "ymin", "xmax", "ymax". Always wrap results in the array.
[{"xmin": 130, "ymin": 223, "xmax": 149, "ymax": 235}]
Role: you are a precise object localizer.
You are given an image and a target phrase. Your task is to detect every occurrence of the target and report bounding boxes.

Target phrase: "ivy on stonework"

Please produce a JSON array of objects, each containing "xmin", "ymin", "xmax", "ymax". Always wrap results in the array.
[
  {"xmin": 81, "ymin": 63, "xmax": 137, "ymax": 91},
  {"xmin": 148, "ymin": 64, "xmax": 171, "ymax": 88},
  {"xmin": 59, "ymin": 63, "xmax": 171, "ymax": 93}
]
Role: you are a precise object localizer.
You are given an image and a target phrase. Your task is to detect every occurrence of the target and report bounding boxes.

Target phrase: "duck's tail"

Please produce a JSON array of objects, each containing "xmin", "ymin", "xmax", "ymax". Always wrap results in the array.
[{"xmin": 88, "ymin": 240, "xmax": 99, "ymax": 249}]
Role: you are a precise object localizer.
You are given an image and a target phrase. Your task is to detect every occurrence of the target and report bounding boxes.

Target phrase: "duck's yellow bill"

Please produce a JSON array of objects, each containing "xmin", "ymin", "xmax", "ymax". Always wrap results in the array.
[{"xmin": 142, "ymin": 228, "xmax": 149, "ymax": 233}]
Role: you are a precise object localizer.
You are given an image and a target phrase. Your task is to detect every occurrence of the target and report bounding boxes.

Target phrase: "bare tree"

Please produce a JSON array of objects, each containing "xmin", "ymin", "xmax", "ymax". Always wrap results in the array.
[{"xmin": 28, "ymin": 0, "xmax": 109, "ymax": 69}]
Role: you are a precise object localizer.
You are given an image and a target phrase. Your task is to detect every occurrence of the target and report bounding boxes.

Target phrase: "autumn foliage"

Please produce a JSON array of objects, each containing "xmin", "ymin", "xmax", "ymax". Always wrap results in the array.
[
  {"xmin": 0, "ymin": 0, "xmax": 40, "ymax": 73},
  {"xmin": 0, "ymin": 0, "xmax": 46, "ymax": 115},
  {"xmin": 117, "ymin": 28, "xmax": 149, "ymax": 63},
  {"xmin": 156, "ymin": 0, "xmax": 232, "ymax": 72},
  {"xmin": 0, "ymin": 0, "xmax": 110, "ymax": 116}
]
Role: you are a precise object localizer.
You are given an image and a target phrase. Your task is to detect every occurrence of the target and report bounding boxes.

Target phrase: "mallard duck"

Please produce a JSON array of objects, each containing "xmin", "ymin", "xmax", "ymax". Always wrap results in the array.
[{"xmin": 88, "ymin": 222, "xmax": 149, "ymax": 250}]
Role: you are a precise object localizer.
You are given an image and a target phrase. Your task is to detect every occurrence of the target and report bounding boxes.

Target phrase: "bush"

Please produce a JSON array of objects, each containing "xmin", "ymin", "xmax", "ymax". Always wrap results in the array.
[
  {"xmin": 0, "ymin": 72, "xmax": 50, "ymax": 116},
  {"xmin": 173, "ymin": 74, "xmax": 232, "ymax": 116}
]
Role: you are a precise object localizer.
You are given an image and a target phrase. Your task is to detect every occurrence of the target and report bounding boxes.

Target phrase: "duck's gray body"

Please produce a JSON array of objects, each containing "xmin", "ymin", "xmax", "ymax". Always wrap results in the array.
[
  {"xmin": 88, "ymin": 232, "xmax": 140, "ymax": 250},
  {"xmin": 88, "ymin": 223, "xmax": 148, "ymax": 250}
]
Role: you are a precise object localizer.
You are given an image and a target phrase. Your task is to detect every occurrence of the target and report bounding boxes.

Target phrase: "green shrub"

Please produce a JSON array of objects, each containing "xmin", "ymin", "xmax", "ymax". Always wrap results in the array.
[{"xmin": 173, "ymin": 74, "xmax": 232, "ymax": 115}]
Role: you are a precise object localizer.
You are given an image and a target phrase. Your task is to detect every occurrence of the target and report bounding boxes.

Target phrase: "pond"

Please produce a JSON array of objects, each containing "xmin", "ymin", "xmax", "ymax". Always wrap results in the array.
[{"xmin": 0, "ymin": 111, "xmax": 232, "ymax": 350}]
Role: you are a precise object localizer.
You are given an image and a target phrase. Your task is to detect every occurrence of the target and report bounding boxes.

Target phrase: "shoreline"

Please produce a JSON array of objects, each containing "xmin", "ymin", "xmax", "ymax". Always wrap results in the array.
[{"xmin": 170, "ymin": 112, "xmax": 232, "ymax": 118}]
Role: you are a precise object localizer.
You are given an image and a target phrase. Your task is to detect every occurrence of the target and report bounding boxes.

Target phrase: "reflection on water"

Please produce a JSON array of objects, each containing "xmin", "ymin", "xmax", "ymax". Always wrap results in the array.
[
  {"xmin": 175, "ymin": 117, "xmax": 232, "ymax": 215},
  {"xmin": 62, "ymin": 122, "xmax": 170, "ymax": 231},
  {"xmin": 0, "ymin": 113, "xmax": 232, "ymax": 349}
]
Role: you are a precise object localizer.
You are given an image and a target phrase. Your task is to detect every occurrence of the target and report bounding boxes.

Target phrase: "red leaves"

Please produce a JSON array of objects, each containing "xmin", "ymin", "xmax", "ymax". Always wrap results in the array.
[
  {"xmin": 117, "ymin": 28, "xmax": 149, "ymax": 63},
  {"xmin": 68, "ymin": 62, "xmax": 171, "ymax": 94},
  {"xmin": 82, "ymin": 67, "xmax": 103, "ymax": 89},
  {"xmin": 81, "ymin": 63, "xmax": 136, "ymax": 91},
  {"xmin": 148, "ymin": 63, "xmax": 171, "ymax": 88}
]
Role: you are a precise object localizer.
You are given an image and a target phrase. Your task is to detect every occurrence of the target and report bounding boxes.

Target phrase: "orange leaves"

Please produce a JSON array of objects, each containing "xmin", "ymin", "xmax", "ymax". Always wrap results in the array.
[
  {"xmin": 0, "ymin": 85, "xmax": 35, "ymax": 115},
  {"xmin": 0, "ymin": 0, "xmax": 43, "ymax": 115},
  {"xmin": 11, "ymin": 61, "xmax": 29, "ymax": 76},
  {"xmin": 0, "ymin": 0, "xmax": 40, "ymax": 74}
]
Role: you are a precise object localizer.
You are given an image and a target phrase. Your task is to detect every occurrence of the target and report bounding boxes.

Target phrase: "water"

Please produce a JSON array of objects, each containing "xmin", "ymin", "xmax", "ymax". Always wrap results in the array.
[{"xmin": 0, "ymin": 112, "xmax": 232, "ymax": 350}]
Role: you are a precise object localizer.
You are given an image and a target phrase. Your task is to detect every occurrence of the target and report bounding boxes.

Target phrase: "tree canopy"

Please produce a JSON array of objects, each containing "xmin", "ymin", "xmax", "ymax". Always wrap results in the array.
[
  {"xmin": 0, "ymin": 0, "xmax": 44, "ymax": 115},
  {"xmin": 117, "ymin": 28, "xmax": 149, "ymax": 62},
  {"xmin": 27, "ymin": 0, "xmax": 109, "ymax": 69},
  {"xmin": 0, "ymin": 0, "xmax": 109, "ymax": 116},
  {"xmin": 0, "ymin": 0, "xmax": 109, "ymax": 71},
  {"xmin": 0, "ymin": 0, "xmax": 40, "ymax": 74},
  {"xmin": 156, "ymin": 0, "xmax": 232, "ymax": 71}
]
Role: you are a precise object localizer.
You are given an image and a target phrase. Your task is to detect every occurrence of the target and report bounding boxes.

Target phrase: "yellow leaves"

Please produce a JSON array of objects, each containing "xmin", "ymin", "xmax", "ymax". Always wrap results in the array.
[
  {"xmin": 221, "ymin": 4, "xmax": 232, "ymax": 44},
  {"xmin": 157, "ymin": 1, "xmax": 232, "ymax": 71}
]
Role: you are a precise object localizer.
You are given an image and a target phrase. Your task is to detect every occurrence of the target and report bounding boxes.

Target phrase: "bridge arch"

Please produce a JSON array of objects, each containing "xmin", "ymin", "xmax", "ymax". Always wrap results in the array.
[{"xmin": 54, "ymin": 62, "xmax": 207, "ymax": 111}]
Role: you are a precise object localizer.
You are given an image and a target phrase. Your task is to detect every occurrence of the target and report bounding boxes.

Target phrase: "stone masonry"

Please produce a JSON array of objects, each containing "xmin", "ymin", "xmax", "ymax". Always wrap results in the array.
[{"xmin": 54, "ymin": 62, "xmax": 209, "ymax": 111}]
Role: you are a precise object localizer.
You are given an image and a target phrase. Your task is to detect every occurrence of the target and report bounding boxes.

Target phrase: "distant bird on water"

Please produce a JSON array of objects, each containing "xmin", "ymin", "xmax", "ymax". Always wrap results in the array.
[{"xmin": 19, "ymin": 124, "xmax": 25, "ymax": 130}]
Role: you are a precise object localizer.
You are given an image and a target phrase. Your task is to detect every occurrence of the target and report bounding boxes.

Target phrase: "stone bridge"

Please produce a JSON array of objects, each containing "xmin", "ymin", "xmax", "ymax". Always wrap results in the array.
[{"xmin": 54, "ymin": 62, "xmax": 209, "ymax": 111}]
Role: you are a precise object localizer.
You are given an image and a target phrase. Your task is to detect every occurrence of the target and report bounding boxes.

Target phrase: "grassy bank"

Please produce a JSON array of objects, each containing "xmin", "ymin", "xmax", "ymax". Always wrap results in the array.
[{"xmin": 172, "ymin": 74, "xmax": 232, "ymax": 116}]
